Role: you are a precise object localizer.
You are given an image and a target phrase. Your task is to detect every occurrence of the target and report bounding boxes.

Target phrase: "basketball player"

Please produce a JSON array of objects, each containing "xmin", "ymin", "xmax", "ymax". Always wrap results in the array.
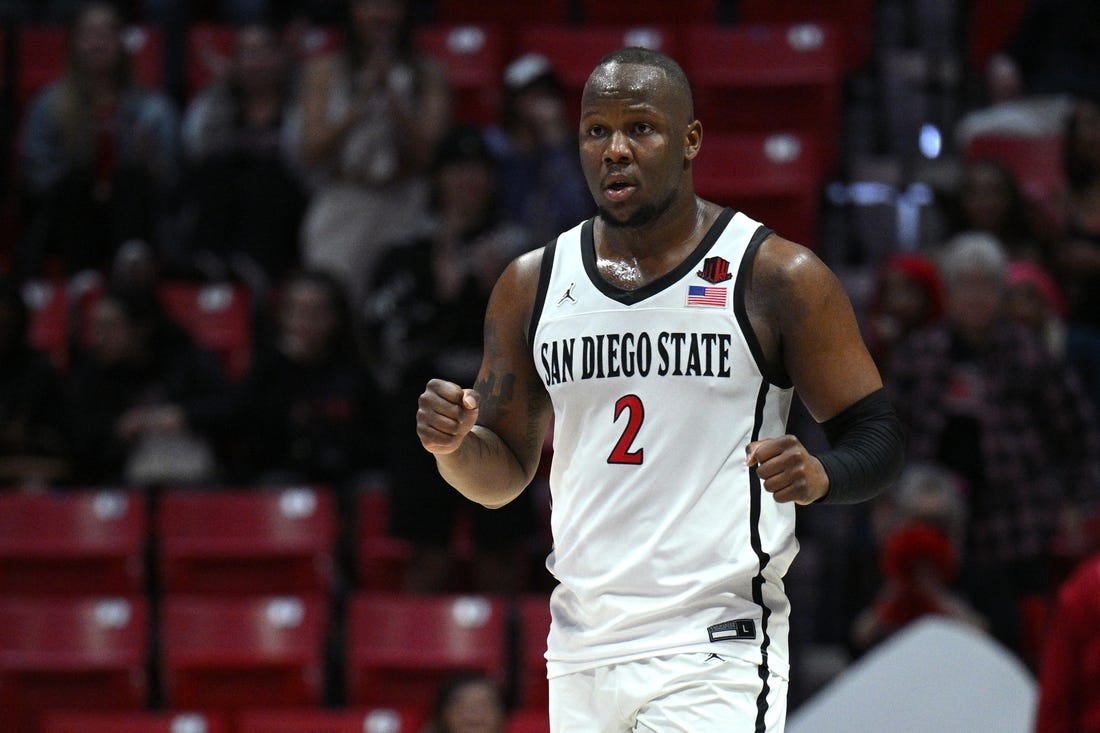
[{"xmin": 416, "ymin": 48, "xmax": 904, "ymax": 732}]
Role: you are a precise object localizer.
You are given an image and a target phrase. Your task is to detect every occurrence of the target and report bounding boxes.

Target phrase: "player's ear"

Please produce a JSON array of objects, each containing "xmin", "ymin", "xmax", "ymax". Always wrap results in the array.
[{"xmin": 684, "ymin": 120, "xmax": 702, "ymax": 161}]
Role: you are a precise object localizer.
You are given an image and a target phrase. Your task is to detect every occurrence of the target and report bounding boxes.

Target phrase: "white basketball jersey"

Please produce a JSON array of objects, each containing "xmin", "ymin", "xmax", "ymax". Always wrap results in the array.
[{"xmin": 529, "ymin": 208, "xmax": 798, "ymax": 680}]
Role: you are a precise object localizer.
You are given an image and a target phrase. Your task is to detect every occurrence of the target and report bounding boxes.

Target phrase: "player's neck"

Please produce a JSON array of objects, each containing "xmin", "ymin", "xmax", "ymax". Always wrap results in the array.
[
  {"xmin": 595, "ymin": 195, "xmax": 716, "ymax": 288},
  {"xmin": 598, "ymin": 194, "xmax": 709, "ymax": 257}
]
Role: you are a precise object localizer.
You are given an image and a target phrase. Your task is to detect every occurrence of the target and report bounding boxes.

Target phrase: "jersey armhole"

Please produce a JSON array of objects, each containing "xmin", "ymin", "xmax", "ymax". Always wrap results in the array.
[
  {"xmin": 733, "ymin": 226, "xmax": 794, "ymax": 389},
  {"xmin": 526, "ymin": 238, "xmax": 558, "ymax": 349}
]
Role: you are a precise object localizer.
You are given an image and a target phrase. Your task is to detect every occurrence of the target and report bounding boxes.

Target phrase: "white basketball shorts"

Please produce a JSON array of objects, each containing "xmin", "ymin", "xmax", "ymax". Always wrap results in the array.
[{"xmin": 548, "ymin": 652, "xmax": 788, "ymax": 732}]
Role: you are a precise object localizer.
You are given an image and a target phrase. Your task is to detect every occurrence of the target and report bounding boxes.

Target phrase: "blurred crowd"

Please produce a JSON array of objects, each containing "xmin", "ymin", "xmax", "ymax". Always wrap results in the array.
[{"xmin": 1, "ymin": 0, "xmax": 1099, "ymax": 721}]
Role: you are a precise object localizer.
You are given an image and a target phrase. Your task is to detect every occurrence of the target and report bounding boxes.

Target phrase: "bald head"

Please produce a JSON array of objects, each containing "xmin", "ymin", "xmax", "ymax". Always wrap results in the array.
[{"xmin": 583, "ymin": 47, "xmax": 694, "ymax": 123}]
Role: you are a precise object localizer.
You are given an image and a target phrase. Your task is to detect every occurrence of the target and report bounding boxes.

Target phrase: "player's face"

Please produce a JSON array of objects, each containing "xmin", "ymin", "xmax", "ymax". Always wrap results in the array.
[{"xmin": 579, "ymin": 63, "xmax": 697, "ymax": 228}]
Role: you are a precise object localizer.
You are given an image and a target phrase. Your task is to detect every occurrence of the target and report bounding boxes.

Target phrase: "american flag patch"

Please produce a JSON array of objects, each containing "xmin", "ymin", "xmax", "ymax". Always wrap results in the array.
[{"xmin": 686, "ymin": 285, "xmax": 728, "ymax": 307}]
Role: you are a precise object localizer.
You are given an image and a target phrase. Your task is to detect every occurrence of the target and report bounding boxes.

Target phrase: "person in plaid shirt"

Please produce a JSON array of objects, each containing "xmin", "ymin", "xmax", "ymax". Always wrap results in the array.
[{"xmin": 887, "ymin": 232, "xmax": 1100, "ymax": 661}]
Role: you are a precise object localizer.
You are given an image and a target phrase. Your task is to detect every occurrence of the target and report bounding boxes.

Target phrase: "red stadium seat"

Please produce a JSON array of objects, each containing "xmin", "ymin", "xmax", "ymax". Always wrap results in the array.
[
  {"xmin": 414, "ymin": 24, "xmax": 505, "ymax": 126},
  {"xmin": 434, "ymin": 0, "xmax": 570, "ymax": 25},
  {"xmin": 683, "ymin": 22, "xmax": 843, "ymax": 172},
  {"xmin": 43, "ymin": 711, "xmax": 230, "ymax": 733},
  {"xmin": 513, "ymin": 25, "xmax": 681, "ymax": 123},
  {"xmin": 507, "ymin": 709, "xmax": 551, "ymax": 733},
  {"xmin": 0, "ymin": 596, "xmax": 149, "ymax": 733},
  {"xmin": 237, "ymin": 706, "xmax": 428, "ymax": 733},
  {"xmin": 353, "ymin": 490, "xmax": 411, "ymax": 591},
  {"xmin": 158, "ymin": 486, "xmax": 336, "ymax": 596},
  {"xmin": 346, "ymin": 592, "xmax": 507, "ymax": 709},
  {"xmin": 515, "ymin": 595, "xmax": 552, "ymax": 712},
  {"xmin": 693, "ymin": 132, "xmax": 823, "ymax": 247},
  {"xmin": 16, "ymin": 25, "xmax": 162, "ymax": 113},
  {"xmin": 158, "ymin": 282, "xmax": 253, "ymax": 380},
  {"xmin": 736, "ymin": 0, "xmax": 874, "ymax": 72},
  {"xmin": 0, "ymin": 488, "xmax": 146, "ymax": 596},
  {"xmin": 160, "ymin": 595, "xmax": 328, "ymax": 711},
  {"xmin": 580, "ymin": 0, "xmax": 716, "ymax": 26}
]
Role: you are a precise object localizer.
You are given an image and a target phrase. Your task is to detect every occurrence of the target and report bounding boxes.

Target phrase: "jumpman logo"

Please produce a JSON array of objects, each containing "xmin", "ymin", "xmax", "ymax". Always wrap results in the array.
[{"xmin": 558, "ymin": 282, "xmax": 577, "ymax": 305}]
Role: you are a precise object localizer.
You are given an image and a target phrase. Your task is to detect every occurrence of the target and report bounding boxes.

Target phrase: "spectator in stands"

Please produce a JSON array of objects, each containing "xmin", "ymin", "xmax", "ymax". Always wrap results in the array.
[
  {"xmin": 424, "ymin": 671, "xmax": 507, "ymax": 733},
  {"xmin": 65, "ymin": 283, "xmax": 229, "ymax": 486},
  {"xmin": 864, "ymin": 252, "xmax": 944, "ymax": 374},
  {"xmin": 852, "ymin": 463, "xmax": 987, "ymax": 653},
  {"xmin": 18, "ymin": 1, "xmax": 179, "ymax": 279},
  {"xmin": 1005, "ymin": 259, "xmax": 1100, "ymax": 420},
  {"xmin": 295, "ymin": 0, "xmax": 450, "ymax": 308},
  {"xmin": 177, "ymin": 19, "xmax": 307, "ymax": 297},
  {"xmin": 224, "ymin": 269, "xmax": 384, "ymax": 487},
  {"xmin": 887, "ymin": 232, "xmax": 1100, "ymax": 661},
  {"xmin": 986, "ymin": 0, "xmax": 1100, "ymax": 103},
  {"xmin": 1034, "ymin": 511, "xmax": 1100, "ymax": 733},
  {"xmin": 943, "ymin": 159, "xmax": 1045, "ymax": 263},
  {"xmin": 952, "ymin": 0, "xmax": 1096, "ymax": 152},
  {"xmin": 1055, "ymin": 97, "xmax": 1100, "ymax": 332},
  {"xmin": 0, "ymin": 277, "xmax": 71, "ymax": 486},
  {"xmin": 484, "ymin": 53, "xmax": 593, "ymax": 247},
  {"xmin": 363, "ymin": 124, "xmax": 536, "ymax": 594},
  {"xmin": 1005, "ymin": 259, "xmax": 1069, "ymax": 358}
]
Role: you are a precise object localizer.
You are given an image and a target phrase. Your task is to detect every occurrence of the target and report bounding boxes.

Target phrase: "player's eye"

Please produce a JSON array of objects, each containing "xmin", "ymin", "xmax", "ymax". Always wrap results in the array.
[{"xmin": 587, "ymin": 125, "xmax": 607, "ymax": 138}]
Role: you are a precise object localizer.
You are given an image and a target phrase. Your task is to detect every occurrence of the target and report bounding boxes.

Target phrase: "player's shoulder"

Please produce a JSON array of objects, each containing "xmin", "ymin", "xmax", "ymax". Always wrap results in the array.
[
  {"xmin": 749, "ymin": 233, "xmax": 834, "ymax": 301},
  {"xmin": 504, "ymin": 245, "xmax": 548, "ymax": 288},
  {"xmin": 754, "ymin": 233, "xmax": 829, "ymax": 284}
]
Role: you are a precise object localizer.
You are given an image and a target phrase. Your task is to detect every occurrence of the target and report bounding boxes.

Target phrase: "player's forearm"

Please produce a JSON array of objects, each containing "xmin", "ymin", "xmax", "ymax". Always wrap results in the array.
[{"xmin": 435, "ymin": 425, "xmax": 531, "ymax": 509}]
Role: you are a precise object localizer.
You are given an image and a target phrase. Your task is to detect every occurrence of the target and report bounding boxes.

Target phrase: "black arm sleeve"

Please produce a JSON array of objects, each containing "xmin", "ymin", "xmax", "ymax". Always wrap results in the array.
[{"xmin": 813, "ymin": 388, "xmax": 905, "ymax": 505}]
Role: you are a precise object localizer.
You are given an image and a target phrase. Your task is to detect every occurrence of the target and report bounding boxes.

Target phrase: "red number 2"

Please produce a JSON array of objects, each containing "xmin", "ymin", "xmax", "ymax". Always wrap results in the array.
[{"xmin": 608, "ymin": 394, "xmax": 645, "ymax": 465}]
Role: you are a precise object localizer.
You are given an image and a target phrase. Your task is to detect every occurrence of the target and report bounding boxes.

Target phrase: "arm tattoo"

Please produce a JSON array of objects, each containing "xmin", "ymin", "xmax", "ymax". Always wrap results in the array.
[{"xmin": 474, "ymin": 370, "xmax": 516, "ymax": 418}]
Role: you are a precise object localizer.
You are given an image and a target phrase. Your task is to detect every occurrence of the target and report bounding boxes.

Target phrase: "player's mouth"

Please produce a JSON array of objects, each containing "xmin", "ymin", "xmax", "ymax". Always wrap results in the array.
[{"xmin": 603, "ymin": 176, "xmax": 637, "ymax": 202}]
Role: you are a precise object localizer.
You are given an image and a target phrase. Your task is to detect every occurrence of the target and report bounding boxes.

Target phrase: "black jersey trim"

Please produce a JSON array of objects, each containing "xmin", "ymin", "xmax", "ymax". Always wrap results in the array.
[
  {"xmin": 527, "ymin": 239, "xmax": 558, "ymax": 350},
  {"xmin": 749, "ymin": 378, "xmax": 774, "ymax": 732},
  {"xmin": 733, "ymin": 226, "xmax": 794, "ymax": 389},
  {"xmin": 579, "ymin": 208, "xmax": 736, "ymax": 306}
]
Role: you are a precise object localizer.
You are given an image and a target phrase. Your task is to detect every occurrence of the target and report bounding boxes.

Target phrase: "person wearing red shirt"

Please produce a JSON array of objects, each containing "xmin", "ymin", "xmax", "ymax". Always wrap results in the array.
[{"xmin": 1035, "ymin": 517, "xmax": 1100, "ymax": 733}]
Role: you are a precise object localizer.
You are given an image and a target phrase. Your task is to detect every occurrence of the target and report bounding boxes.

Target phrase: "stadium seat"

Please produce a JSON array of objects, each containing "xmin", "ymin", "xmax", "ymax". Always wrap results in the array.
[
  {"xmin": 693, "ymin": 132, "xmax": 823, "ymax": 248},
  {"xmin": 158, "ymin": 485, "xmax": 336, "ymax": 596},
  {"xmin": 237, "ymin": 706, "xmax": 428, "ymax": 733},
  {"xmin": 160, "ymin": 595, "xmax": 328, "ymax": 711},
  {"xmin": 736, "ymin": 0, "xmax": 874, "ymax": 72},
  {"xmin": 414, "ymin": 24, "xmax": 505, "ymax": 126},
  {"xmin": 434, "ymin": 0, "xmax": 570, "ymax": 25},
  {"xmin": 158, "ymin": 282, "xmax": 253, "ymax": 381},
  {"xmin": 682, "ymin": 22, "xmax": 843, "ymax": 173},
  {"xmin": 507, "ymin": 709, "xmax": 551, "ymax": 733},
  {"xmin": 346, "ymin": 592, "xmax": 507, "ymax": 709},
  {"xmin": 353, "ymin": 489, "xmax": 411, "ymax": 591},
  {"xmin": 513, "ymin": 25, "xmax": 681, "ymax": 123},
  {"xmin": 15, "ymin": 25, "xmax": 162, "ymax": 113},
  {"xmin": 0, "ymin": 596, "xmax": 149, "ymax": 733},
  {"xmin": 580, "ymin": 0, "xmax": 717, "ymax": 25},
  {"xmin": 42, "ymin": 711, "xmax": 230, "ymax": 733},
  {"xmin": 514, "ymin": 595, "xmax": 552, "ymax": 712},
  {"xmin": 0, "ymin": 488, "xmax": 146, "ymax": 596}
]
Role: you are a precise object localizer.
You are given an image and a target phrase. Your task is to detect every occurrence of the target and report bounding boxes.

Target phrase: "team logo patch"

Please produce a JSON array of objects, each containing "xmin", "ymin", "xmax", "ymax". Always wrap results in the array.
[
  {"xmin": 697, "ymin": 256, "xmax": 733, "ymax": 283},
  {"xmin": 686, "ymin": 285, "xmax": 728, "ymax": 308}
]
